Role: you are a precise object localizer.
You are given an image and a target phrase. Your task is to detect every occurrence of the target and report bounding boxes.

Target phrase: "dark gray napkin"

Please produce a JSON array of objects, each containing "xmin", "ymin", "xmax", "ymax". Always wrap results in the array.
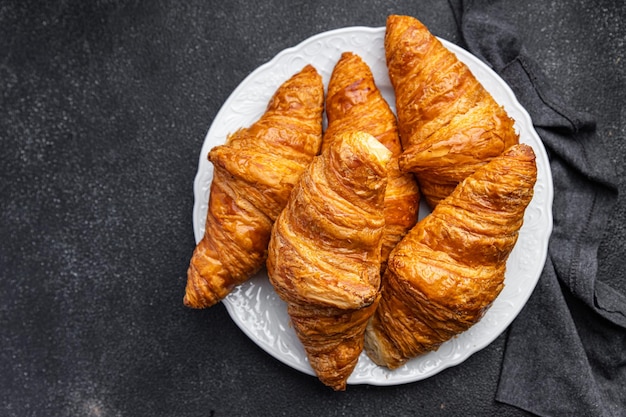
[{"xmin": 448, "ymin": 1, "xmax": 626, "ymax": 416}]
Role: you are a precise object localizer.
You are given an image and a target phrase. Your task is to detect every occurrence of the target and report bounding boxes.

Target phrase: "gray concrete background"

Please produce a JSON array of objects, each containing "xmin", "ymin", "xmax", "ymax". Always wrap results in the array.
[{"xmin": 1, "ymin": 1, "xmax": 624, "ymax": 416}]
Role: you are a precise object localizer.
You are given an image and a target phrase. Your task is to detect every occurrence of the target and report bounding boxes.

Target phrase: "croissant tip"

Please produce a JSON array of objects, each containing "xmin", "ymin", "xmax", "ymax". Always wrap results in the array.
[
  {"xmin": 183, "ymin": 294, "xmax": 199, "ymax": 309},
  {"xmin": 340, "ymin": 50, "xmax": 355, "ymax": 59},
  {"xmin": 301, "ymin": 63, "xmax": 319, "ymax": 76},
  {"xmin": 317, "ymin": 374, "xmax": 349, "ymax": 391},
  {"xmin": 183, "ymin": 292, "xmax": 220, "ymax": 309},
  {"xmin": 183, "ymin": 284, "xmax": 218, "ymax": 309}
]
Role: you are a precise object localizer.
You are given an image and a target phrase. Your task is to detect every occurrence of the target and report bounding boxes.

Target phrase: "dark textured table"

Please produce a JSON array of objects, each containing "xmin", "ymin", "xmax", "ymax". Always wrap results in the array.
[{"xmin": 1, "ymin": 1, "xmax": 624, "ymax": 416}]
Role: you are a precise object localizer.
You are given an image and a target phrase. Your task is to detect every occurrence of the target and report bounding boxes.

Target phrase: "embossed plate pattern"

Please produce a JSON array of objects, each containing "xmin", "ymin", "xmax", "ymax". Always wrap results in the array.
[{"xmin": 192, "ymin": 27, "xmax": 553, "ymax": 386}]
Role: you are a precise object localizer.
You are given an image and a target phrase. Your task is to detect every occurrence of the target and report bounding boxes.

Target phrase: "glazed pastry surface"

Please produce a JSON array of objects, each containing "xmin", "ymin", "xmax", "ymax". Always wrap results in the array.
[
  {"xmin": 364, "ymin": 144, "xmax": 537, "ymax": 369},
  {"xmin": 267, "ymin": 131, "xmax": 390, "ymax": 390},
  {"xmin": 184, "ymin": 65, "xmax": 324, "ymax": 308},
  {"xmin": 324, "ymin": 51, "xmax": 420, "ymax": 271},
  {"xmin": 385, "ymin": 14, "xmax": 519, "ymax": 207}
]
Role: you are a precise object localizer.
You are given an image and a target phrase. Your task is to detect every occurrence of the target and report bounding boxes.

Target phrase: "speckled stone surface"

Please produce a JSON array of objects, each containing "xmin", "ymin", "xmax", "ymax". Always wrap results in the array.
[{"xmin": 1, "ymin": 1, "xmax": 624, "ymax": 416}]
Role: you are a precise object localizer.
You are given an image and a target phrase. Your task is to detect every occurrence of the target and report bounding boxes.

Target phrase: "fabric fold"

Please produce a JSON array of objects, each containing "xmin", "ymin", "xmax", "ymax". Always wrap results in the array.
[{"xmin": 449, "ymin": 0, "xmax": 626, "ymax": 416}]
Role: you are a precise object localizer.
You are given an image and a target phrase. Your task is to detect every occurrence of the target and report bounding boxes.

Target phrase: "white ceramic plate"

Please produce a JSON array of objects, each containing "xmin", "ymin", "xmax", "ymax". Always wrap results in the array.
[{"xmin": 192, "ymin": 26, "xmax": 553, "ymax": 386}]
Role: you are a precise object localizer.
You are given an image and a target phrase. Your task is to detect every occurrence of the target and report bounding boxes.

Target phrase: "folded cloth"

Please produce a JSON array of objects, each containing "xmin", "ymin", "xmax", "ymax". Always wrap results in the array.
[{"xmin": 448, "ymin": 1, "xmax": 626, "ymax": 416}]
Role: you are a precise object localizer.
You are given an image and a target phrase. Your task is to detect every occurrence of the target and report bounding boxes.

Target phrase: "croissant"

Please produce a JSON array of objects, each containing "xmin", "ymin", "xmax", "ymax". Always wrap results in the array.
[
  {"xmin": 385, "ymin": 15, "xmax": 519, "ymax": 207},
  {"xmin": 184, "ymin": 65, "xmax": 324, "ymax": 308},
  {"xmin": 324, "ymin": 51, "xmax": 420, "ymax": 271},
  {"xmin": 364, "ymin": 143, "xmax": 537, "ymax": 369},
  {"xmin": 267, "ymin": 131, "xmax": 391, "ymax": 390}
]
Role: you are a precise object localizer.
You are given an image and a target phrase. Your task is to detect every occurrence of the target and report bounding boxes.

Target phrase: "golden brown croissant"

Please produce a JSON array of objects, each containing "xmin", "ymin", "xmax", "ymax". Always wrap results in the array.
[
  {"xmin": 385, "ymin": 15, "xmax": 519, "ymax": 208},
  {"xmin": 185, "ymin": 65, "xmax": 324, "ymax": 308},
  {"xmin": 324, "ymin": 51, "xmax": 420, "ymax": 271},
  {"xmin": 267, "ymin": 131, "xmax": 391, "ymax": 390},
  {"xmin": 364, "ymin": 143, "xmax": 537, "ymax": 369}
]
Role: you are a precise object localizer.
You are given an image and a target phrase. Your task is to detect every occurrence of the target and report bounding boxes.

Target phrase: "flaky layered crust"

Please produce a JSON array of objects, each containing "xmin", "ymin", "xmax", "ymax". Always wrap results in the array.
[
  {"xmin": 267, "ymin": 131, "xmax": 391, "ymax": 390},
  {"xmin": 364, "ymin": 144, "xmax": 537, "ymax": 369},
  {"xmin": 324, "ymin": 52, "xmax": 420, "ymax": 271},
  {"xmin": 184, "ymin": 65, "xmax": 324, "ymax": 308},
  {"xmin": 385, "ymin": 15, "xmax": 519, "ymax": 207}
]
